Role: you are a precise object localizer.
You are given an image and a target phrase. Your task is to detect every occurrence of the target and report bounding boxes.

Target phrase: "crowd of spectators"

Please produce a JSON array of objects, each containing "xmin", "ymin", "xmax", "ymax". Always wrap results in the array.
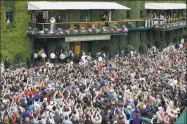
[{"xmin": 0, "ymin": 44, "xmax": 186, "ymax": 124}]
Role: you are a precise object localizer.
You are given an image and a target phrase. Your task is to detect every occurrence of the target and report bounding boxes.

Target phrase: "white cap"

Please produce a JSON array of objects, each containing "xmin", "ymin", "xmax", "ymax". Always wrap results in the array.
[{"xmin": 127, "ymin": 105, "xmax": 132, "ymax": 109}]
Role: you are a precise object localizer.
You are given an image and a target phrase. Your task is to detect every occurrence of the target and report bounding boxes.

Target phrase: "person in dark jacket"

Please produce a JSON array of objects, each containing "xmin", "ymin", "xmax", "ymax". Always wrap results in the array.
[
  {"xmin": 53, "ymin": 110, "xmax": 63, "ymax": 124},
  {"xmin": 26, "ymin": 57, "xmax": 31, "ymax": 69},
  {"xmin": 84, "ymin": 114, "xmax": 92, "ymax": 124},
  {"xmin": 4, "ymin": 56, "xmax": 9, "ymax": 70}
]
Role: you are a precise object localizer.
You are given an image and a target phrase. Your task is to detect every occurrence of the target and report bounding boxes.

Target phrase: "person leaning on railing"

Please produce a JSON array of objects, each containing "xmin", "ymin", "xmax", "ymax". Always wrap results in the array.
[{"xmin": 166, "ymin": 15, "xmax": 170, "ymax": 24}]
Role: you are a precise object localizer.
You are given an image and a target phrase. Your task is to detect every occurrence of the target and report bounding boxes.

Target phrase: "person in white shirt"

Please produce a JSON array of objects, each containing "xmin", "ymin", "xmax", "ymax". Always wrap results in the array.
[
  {"xmin": 83, "ymin": 57, "xmax": 88, "ymax": 65},
  {"xmin": 33, "ymin": 52, "xmax": 38, "ymax": 66},
  {"xmin": 50, "ymin": 17, "xmax": 56, "ymax": 32},
  {"xmin": 59, "ymin": 53, "xmax": 66, "ymax": 62},
  {"xmin": 179, "ymin": 43, "xmax": 183, "ymax": 49},
  {"xmin": 50, "ymin": 52, "xmax": 56, "ymax": 63},
  {"xmin": 98, "ymin": 56, "xmax": 102, "ymax": 62},
  {"xmin": 0, "ymin": 64, "xmax": 4, "ymax": 74},
  {"xmin": 81, "ymin": 53, "xmax": 86, "ymax": 62},
  {"xmin": 130, "ymin": 50, "xmax": 134, "ymax": 57}
]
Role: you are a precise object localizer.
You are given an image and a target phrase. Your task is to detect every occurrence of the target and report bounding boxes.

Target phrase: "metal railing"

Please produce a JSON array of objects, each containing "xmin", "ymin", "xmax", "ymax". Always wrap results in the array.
[
  {"xmin": 27, "ymin": 17, "xmax": 186, "ymax": 36},
  {"xmin": 152, "ymin": 17, "xmax": 186, "ymax": 30}
]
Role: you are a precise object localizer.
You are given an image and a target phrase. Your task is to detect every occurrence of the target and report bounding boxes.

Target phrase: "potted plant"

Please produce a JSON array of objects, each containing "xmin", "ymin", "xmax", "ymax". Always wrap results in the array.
[
  {"xmin": 26, "ymin": 27, "xmax": 33, "ymax": 35},
  {"xmin": 31, "ymin": 28, "xmax": 39, "ymax": 35},
  {"xmin": 121, "ymin": 25, "xmax": 128, "ymax": 33},
  {"xmin": 44, "ymin": 28, "xmax": 49, "ymax": 34}
]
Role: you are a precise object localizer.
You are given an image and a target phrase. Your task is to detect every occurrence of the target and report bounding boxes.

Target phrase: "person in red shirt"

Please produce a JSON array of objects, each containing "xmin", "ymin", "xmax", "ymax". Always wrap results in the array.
[{"xmin": 183, "ymin": 42, "xmax": 187, "ymax": 49}]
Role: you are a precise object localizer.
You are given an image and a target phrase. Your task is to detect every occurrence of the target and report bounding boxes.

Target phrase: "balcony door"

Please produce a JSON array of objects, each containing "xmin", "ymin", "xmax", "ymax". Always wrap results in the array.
[
  {"xmin": 56, "ymin": 11, "xmax": 68, "ymax": 22},
  {"xmin": 33, "ymin": 11, "xmax": 48, "ymax": 23},
  {"xmin": 55, "ymin": 11, "xmax": 68, "ymax": 30},
  {"xmin": 101, "ymin": 11, "xmax": 109, "ymax": 21},
  {"xmin": 80, "ymin": 11, "xmax": 90, "ymax": 22}
]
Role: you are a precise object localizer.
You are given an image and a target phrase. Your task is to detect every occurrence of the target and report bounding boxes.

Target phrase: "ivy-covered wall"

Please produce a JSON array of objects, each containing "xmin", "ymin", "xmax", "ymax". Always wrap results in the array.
[{"xmin": 1, "ymin": 1, "xmax": 32, "ymax": 62}]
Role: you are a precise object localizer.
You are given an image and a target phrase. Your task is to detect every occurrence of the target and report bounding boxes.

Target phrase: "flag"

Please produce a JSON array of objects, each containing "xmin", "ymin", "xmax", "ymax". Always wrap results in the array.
[{"xmin": 24, "ymin": 90, "xmax": 40, "ymax": 95}]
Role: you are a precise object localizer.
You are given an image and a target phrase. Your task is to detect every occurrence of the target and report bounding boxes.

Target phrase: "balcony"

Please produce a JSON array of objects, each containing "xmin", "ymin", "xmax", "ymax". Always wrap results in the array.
[
  {"xmin": 27, "ymin": 17, "xmax": 186, "ymax": 38},
  {"xmin": 152, "ymin": 17, "xmax": 186, "ymax": 31},
  {"xmin": 27, "ymin": 20, "xmax": 152, "ymax": 38}
]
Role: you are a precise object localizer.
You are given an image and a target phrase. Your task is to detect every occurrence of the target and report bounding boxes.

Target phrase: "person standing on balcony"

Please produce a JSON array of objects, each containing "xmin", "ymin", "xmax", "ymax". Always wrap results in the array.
[
  {"xmin": 50, "ymin": 17, "xmax": 56, "ymax": 32},
  {"xmin": 56, "ymin": 16, "xmax": 62, "ymax": 29},
  {"xmin": 56, "ymin": 16, "xmax": 62, "ymax": 23},
  {"xmin": 166, "ymin": 15, "xmax": 170, "ymax": 24},
  {"xmin": 43, "ymin": 11, "xmax": 48, "ymax": 22},
  {"xmin": 152, "ymin": 13, "xmax": 156, "ymax": 19}
]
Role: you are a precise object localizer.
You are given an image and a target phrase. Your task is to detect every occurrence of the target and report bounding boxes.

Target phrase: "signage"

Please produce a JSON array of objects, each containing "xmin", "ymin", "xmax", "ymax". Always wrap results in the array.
[{"xmin": 65, "ymin": 35, "xmax": 111, "ymax": 42}]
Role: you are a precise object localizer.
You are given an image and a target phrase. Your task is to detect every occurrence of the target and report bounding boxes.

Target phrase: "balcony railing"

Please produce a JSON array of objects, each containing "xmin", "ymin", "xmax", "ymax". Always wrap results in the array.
[
  {"xmin": 27, "ymin": 17, "xmax": 186, "ymax": 36},
  {"xmin": 152, "ymin": 17, "xmax": 186, "ymax": 30}
]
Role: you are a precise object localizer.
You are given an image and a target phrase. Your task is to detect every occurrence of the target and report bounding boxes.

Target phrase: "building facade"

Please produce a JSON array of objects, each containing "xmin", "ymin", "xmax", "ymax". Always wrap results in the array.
[{"xmin": 1, "ymin": 0, "xmax": 186, "ymax": 62}]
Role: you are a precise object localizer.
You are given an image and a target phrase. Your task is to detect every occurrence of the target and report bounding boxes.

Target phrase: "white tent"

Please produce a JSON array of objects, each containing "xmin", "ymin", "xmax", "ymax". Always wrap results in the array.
[
  {"xmin": 28, "ymin": 1, "xmax": 131, "ymax": 10},
  {"xmin": 145, "ymin": 3, "xmax": 186, "ymax": 10}
]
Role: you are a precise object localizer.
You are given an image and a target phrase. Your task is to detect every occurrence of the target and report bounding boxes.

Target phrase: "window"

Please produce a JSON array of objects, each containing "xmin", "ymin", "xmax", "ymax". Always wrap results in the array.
[
  {"xmin": 147, "ymin": 10, "xmax": 150, "ymax": 17},
  {"xmin": 126, "ymin": 10, "xmax": 130, "ymax": 19},
  {"xmin": 80, "ymin": 11, "xmax": 89, "ymax": 22},
  {"xmin": 61, "ymin": 11, "xmax": 68, "ymax": 22},
  {"xmin": 100, "ymin": 11, "xmax": 109, "ymax": 21},
  {"xmin": 140, "ymin": 10, "xmax": 143, "ymax": 18},
  {"xmin": 6, "ymin": 11, "xmax": 13, "ymax": 23}
]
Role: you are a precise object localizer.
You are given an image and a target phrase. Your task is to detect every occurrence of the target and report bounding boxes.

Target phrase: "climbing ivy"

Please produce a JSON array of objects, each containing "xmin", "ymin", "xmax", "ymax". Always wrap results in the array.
[{"xmin": 1, "ymin": 1, "xmax": 32, "ymax": 62}]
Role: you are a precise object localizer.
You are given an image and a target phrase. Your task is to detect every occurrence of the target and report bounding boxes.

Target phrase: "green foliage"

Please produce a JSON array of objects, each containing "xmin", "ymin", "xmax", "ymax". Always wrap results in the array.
[
  {"xmin": 3, "ymin": 1, "xmax": 16, "ymax": 9},
  {"xmin": 128, "ymin": 31, "xmax": 141, "ymax": 52},
  {"xmin": 13, "ymin": 52, "xmax": 25, "ymax": 63},
  {"xmin": 124, "ymin": 45, "xmax": 134, "ymax": 53},
  {"xmin": 101, "ymin": 45, "xmax": 111, "ymax": 52},
  {"xmin": 125, "ymin": 1, "xmax": 145, "ymax": 19},
  {"xmin": 112, "ymin": 10, "xmax": 126, "ymax": 21},
  {"xmin": 155, "ymin": 40, "xmax": 166, "ymax": 50},
  {"xmin": 107, "ymin": 36, "xmax": 120, "ymax": 55},
  {"xmin": 1, "ymin": 1, "xmax": 32, "ymax": 62},
  {"xmin": 139, "ymin": 42, "xmax": 147, "ymax": 54}
]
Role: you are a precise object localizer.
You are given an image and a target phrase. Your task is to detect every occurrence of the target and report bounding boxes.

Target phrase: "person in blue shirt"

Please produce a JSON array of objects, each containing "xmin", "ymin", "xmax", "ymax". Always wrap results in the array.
[
  {"xmin": 108, "ymin": 64, "xmax": 112, "ymax": 71},
  {"xmin": 125, "ymin": 105, "xmax": 134, "ymax": 124}
]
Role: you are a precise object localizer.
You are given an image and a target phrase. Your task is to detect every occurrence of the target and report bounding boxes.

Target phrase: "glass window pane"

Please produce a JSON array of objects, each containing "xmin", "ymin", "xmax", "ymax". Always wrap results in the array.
[{"xmin": 5, "ymin": 11, "xmax": 13, "ymax": 23}]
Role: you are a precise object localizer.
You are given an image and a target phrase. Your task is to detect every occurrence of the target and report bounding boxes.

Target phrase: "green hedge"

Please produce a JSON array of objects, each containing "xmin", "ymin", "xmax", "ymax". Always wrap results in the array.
[
  {"xmin": 124, "ymin": 45, "xmax": 134, "ymax": 53},
  {"xmin": 139, "ymin": 42, "xmax": 147, "ymax": 54}
]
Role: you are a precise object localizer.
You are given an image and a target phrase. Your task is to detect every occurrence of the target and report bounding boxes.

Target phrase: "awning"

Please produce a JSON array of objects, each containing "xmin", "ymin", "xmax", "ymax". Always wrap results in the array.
[
  {"xmin": 145, "ymin": 3, "xmax": 186, "ymax": 10},
  {"xmin": 28, "ymin": 1, "xmax": 131, "ymax": 10}
]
